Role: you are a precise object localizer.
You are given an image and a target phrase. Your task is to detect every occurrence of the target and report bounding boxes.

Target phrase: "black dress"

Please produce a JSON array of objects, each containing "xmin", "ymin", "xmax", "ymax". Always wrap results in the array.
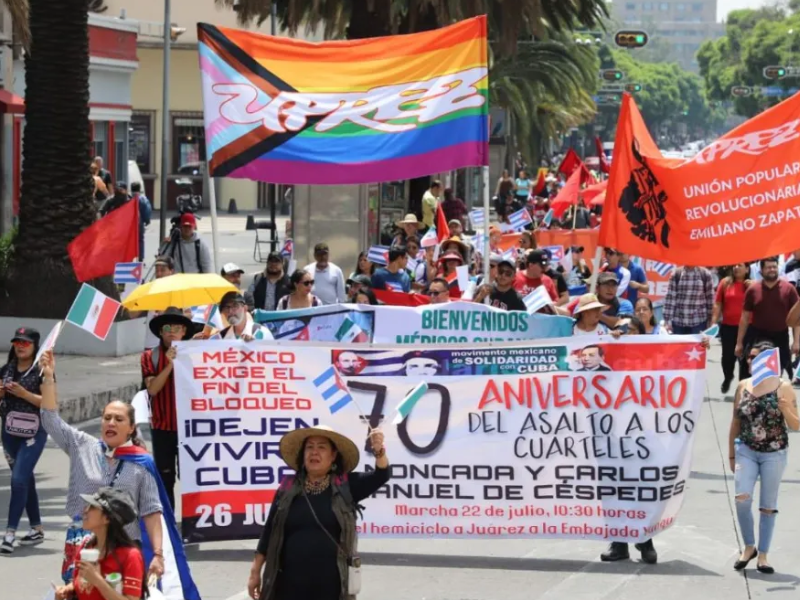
[{"xmin": 257, "ymin": 468, "xmax": 390, "ymax": 600}]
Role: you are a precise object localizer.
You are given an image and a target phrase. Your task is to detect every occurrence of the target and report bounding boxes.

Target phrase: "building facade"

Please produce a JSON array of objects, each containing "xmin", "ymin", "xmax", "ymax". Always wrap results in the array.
[{"xmin": 611, "ymin": 0, "xmax": 724, "ymax": 72}]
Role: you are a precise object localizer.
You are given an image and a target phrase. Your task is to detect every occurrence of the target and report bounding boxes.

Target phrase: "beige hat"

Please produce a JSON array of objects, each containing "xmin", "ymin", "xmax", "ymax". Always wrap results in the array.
[
  {"xmin": 573, "ymin": 293, "xmax": 606, "ymax": 315},
  {"xmin": 279, "ymin": 425, "xmax": 360, "ymax": 473},
  {"xmin": 396, "ymin": 213, "xmax": 420, "ymax": 227}
]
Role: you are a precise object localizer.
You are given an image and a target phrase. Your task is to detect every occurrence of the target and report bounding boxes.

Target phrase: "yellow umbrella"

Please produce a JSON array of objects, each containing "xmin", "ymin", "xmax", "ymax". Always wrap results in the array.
[{"xmin": 122, "ymin": 273, "xmax": 238, "ymax": 311}]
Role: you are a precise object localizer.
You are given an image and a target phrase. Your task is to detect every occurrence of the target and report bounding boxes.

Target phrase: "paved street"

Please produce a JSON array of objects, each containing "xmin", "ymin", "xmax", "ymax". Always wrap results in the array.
[{"xmin": 2, "ymin": 343, "xmax": 799, "ymax": 600}]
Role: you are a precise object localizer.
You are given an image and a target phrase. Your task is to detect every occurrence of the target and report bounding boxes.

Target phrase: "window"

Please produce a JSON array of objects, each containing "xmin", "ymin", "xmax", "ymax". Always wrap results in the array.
[
  {"xmin": 625, "ymin": 2, "xmax": 637, "ymax": 10},
  {"xmin": 692, "ymin": 2, "xmax": 703, "ymax": 10},
  {"xmin": 170, "ymin": 113, "xmax": 206, "ymax": 174},
  {"xmin": 92, "ymin": 122, "xmax": 107, "ymax": 163},
  {"xmin": 676, "ymin": 2, "xmax": 686, "ymax": 10},
  {"xmin": 642, "ymin": 1, "xmax": 654, "ymax": 9},
  {"xmin": 129, "ymin": 112, "xmax": 154, "ymax": 174},
  {"xmin": 659, "ymin": 3, "xmax": 669, "ymax": 11}
]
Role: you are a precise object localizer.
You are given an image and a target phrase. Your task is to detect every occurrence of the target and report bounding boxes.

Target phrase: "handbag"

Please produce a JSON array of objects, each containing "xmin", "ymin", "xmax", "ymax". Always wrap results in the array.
[
  {"xmin": 5, "ymin": 411, "xmax": 40, "ymax": 438},
  {"xmin": 303, "ymin": 491, "xmax": 361, "ymax": 596}
]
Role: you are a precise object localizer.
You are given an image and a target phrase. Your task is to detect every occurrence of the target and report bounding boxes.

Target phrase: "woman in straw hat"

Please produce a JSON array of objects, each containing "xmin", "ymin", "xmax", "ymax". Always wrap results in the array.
[
  {"xmin": 572, "ymin": 293, "xmax": 611, "ymax": 337},
  {"xmin": 392, "ymin": 213, "xmax": 421, "ymax": 246},
  {"xmin": 247, "ymin": 426, "xmax": 389, "ymax": 600}
]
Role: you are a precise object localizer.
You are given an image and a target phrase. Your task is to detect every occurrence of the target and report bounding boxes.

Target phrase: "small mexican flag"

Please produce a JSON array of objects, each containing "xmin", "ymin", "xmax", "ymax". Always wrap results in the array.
[
  {"xmin": 335, "ymin": 317, "xmax": 368, "ymax": 343},
  {"xmin": 66, "ymin": 284, "xmax": 121, "ymax": 340}
]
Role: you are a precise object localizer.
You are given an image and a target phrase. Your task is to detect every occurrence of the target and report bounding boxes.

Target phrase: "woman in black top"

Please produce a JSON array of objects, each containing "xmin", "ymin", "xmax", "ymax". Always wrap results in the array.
[
  {"xmin": 248, "ymin": 425, "xmax": 390, "ymax": 600},
  {"xmin": 0, "ymin": 327, "xmax": 45, "ymax": 555}
]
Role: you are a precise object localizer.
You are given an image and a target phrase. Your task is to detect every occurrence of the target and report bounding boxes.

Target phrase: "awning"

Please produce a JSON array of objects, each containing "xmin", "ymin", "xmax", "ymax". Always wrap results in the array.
[{"xmin": 0, "ymin": 89, "xmax": 25, "ymax": 115}]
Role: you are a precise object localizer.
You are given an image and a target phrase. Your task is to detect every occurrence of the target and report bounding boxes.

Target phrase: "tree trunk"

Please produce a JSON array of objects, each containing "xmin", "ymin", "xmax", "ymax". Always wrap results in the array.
[{"xmin": 1, "ymin": 0, "xmax": 115, "ymax": 317}]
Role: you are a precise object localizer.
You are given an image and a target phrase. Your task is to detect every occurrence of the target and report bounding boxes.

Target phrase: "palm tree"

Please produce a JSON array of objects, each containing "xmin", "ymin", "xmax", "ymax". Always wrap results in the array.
[{"xmin": 0, "ymin": 0, "xmax": 104, "ymax": 318}]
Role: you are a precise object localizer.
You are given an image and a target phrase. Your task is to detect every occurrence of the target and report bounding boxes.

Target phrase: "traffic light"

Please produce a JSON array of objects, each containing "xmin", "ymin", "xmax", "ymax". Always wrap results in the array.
[
  {"xmin": 601, "ymin": 69, "xmax": 624, "ymax": 82},
  {"xmin": 625, "ymin": 83, "xmax": 642, "ymax": 93},
  {"xmin": 731, "ymin": 86, "xmax": 753, "ymax": 97},
  {"xmin": 614, "ymin": 30, "xmax": 649, "ymax": 49},
  {"xmin": 763, "ymin": 66, "xmax": 787, "ymax": 80}
]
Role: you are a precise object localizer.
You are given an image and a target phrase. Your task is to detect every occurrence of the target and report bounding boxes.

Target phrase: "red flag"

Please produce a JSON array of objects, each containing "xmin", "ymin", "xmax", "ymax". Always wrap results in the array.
[
  {"xmin": 67, "ymin": 199, "xmax": 139, "ymax": 282},
  {"xmin": 550, "ymin": 168, "xmax": 582, "ymax": 219},
  {"xmin": 373, "ymin": 289, "xmax": 431, "ymax": 307},
  {"xmin": 435, "ymin": 203, "xmax": 450, "ymax": 243},
  {"xmin": 595, "ymin": 137, "xmax": 610, "ymax": 174},
  {"xmin": 558, "ymin": 148, "xmax": 593, "ymax": 184},
  {"xmin": 532, "ymin": 169, "xmax": 547, "ymax": 196}
]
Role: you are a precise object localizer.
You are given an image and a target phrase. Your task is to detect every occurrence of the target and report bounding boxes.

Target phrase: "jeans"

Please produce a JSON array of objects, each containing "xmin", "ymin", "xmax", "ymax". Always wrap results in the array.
[
  {"xmin": 671, "ymin": 323, "xmax": 706, "ymax": 335},
  {"xmin": 720, "ymin": 324, "xmax": 745, "ymax": 383},
  {"xmin": 734, "ymin": 443, "xmax": 787, "ymax": 553},
  {"xmin": 2, "ymin": 427, "xmax": 47, "ymax": 531},
  {"xmin": 151, "ymin": 428, "xmax": 179, "ymax": 509}
]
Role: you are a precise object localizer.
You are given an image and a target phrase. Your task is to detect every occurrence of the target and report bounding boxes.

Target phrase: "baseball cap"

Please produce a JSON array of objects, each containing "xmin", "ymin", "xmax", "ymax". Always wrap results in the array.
[
  {"xmin": 153, "ymin": 256, "xmax": 174, "ymax": 270},
  {"xmin": 221, "ymin": 262, "xmax": 244, "ymax": 275},
  {"xmin": 570, "ymin": 245, "xmax": 584, "ymax": 253},
  {"xmin": 11, "ymin": 327, "xmax": 40, "ymax": 344},
  {"xmin": 526, "ymin": 249, "xmax": 548, "ymax": 266},
  {"xmin": 347, "ymin": 274, "xmax": 372, "ymax": 287},
  {"xmin": 597, "ymin": 272, "xmax": 620, "ymax": 285},
  {"xmin": 80, "ymin": 488, "xmax": 138, "ymax": 526},
  {"xmin": 314, "ymin": 243, "xmax": 330, "ymax": 254},
  {"xmin": 219, "ymin": 291, "xmax": 246, "ymax": 308},
  {"xmin": 180, "ymin": 213, "xmax": 197, "ymax": 227},
  {"xmin": 267, "ymin": 252, "xmax": 283, "ymax": 263},
  {"xmin": 448, "ymin": 218, "xmax": 461, "ymax": 226}
]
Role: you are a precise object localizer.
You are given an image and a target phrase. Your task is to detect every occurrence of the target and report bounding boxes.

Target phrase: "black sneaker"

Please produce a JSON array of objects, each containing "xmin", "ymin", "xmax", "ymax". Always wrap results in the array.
[
  {"xmin": 635, "ymin": 539, "xmax": 658, "ymax": 564},
  {"xmin": 600, "ymin": 542, "xmax": 630, "ymax": 562},
  {"xmin": 0, "ymin": 535, "xmax": 14, "ymax": 555},
  {"xmin": 18, "ymin": 530, "xmax": 44, "ymax": 546},
  {"xmin": 721, "ymin": 379, "xmax": 732, "ymax": 394}
]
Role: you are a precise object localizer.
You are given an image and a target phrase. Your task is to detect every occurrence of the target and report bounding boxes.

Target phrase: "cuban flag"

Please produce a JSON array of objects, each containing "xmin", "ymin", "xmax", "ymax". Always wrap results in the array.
[
  {"xmin": 420, "ymin": 228, "xmax": 438, "ymax": 248},
  {"xmin": 501, "ymin": 247, "xmax": 517, "ymax": 263},
  {"xmin": 543, "ymin": 245, "xmax": 564, "ymax": 262},
  {"xmin": 751, "ymin": 348, "xmax": 781, "ymax": 387},
  {"xmin": 651, "ymin": 261, "xmax": 674, "ymax": 277},
  {"xmin": 190, "ymin": 305, "xmax": 224, "ymax": 329},
  {"xmin": 469, "ymin": 208, "xmax": 485, "ymax": 228},
  {"xmin": 313, "ymin": 366, "xmax": 354, "ymax": 414},
  {"xmin": 280, "ymin": 239, "xmax": 294, "ymax": 258},
  {"xmin": 113, "ymin": 262, "xmax": 143, "ymax": 284},
  {"xmin": 541, "ymin": 208, "xmax": 554, "ymax": 227},
  {"xmin": 368, "ymin": 245, "xmax": 390, "ymax": 266},
  {"xmin": 523, "ymin": 286, "xmax": 553, "ymax": 314},
  {"xmin": 507, "ymin": 208, "xmax": 533, "ymax": 231},
  {"xmin": 114, "ymin": 446, "xmax": 201, "ymax": 600}
]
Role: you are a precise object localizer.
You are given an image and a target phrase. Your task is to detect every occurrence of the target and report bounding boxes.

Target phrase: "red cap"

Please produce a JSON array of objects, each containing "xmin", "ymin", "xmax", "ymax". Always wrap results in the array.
[{"xmin": 180, "ymin": 213, "xmax": 196, "ymax": 227}]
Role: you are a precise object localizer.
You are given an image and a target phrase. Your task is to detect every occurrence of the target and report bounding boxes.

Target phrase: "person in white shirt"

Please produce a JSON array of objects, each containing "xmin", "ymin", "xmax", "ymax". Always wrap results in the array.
[
  {"xmin": 572, "ymin": 293, "xmax": 611, "ymax": 337},
  {"xmin": 218, "ymin": 292, "xmax": 273, "ymax": 341},
  {"xmin": 304, "ymin": 242, "xmax": 346, "ymax": 305}
]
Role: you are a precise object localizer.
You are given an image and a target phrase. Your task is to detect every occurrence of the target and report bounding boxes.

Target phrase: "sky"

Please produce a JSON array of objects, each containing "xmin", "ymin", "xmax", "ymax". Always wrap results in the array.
[{"xmin": 718, "ymin": 0, "xmax": 770, "ymax": 21}]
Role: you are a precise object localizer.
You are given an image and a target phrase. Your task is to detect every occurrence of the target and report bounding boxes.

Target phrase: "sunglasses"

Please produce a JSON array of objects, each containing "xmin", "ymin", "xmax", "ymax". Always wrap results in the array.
[
  {"xmin": 12, "ymin": 340, "xmax": 32, "ymax": 347},
  {"xmin": 161, "ymin": 324, "xmax": 187, "ymax": 334},
  {"xmin": 301, "ymin": 280, "xmax": 314, "ymax": 286},
  {"xmin": 431, "ymin": 289, "xmax": 449, "ymax": 296},
  {"xmin": 498, "ymin": 269, "xmax": 515, "ymax": 277}
]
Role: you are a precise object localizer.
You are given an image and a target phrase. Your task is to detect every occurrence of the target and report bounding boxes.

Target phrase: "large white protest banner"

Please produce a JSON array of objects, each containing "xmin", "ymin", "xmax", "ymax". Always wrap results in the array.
[
  {"xmin": 173, "ymin": 337, "xmax": 705, "ymax": 543},
  {"xmin": 253, "ymin": 301, "xmax": 573, "ymax": 344}
]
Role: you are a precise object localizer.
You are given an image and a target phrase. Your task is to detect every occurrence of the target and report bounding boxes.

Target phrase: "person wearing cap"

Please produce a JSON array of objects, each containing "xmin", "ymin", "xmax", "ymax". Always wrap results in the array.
[
  {"xmin": 221, "ymin": 263, "xmax": 245, "ymax": 288},
  {"xmin": 421, "ymin": 180, "xmax": 442, "ymax": 228},
  {"xmin": 141, "ymin": 307, "xmax": 198, "ymax": 508},
  {"xmin": 217, "ymin": 291, "xmax": 272, "ymax": 341},
  {"xmin": 304, "ymin": 242, "xmax": 346, "ymax": 305},
  {"xmin": 473, "ymin": 256, "xmax": 527, "ymax": 311},
  {"xmin": 439, "ymin": 235, "xmax": 470, "ymax": 265},
  {"xmin": 393, "ymin": 214, "xmax": 421, "ymax": 246},
  {"xmin": 249, "ymin": 252, "xmax": 292, "ymax": 312},
  {"xmin": 580, "ymin": 272, "xmax": 634, "ymax": 329},
  {"xmin": 371, "ymin": 245, "xmax": 411, "ymax": 293},
  {"xmin": 164, "ymin": 212, "xmax": 212, "ymax": 274},
  {"xmin": 247, "ymin": 426, "xmax": 389, "ymax": 600},
  {"xmin": 346, "ymin": 274, "xmax": 373, "ymax": 302},
  {"xmin": 0, "ymin": 327, "xmax": 46, "ymax": 554},
  {"xmin": 619, "ymin": 253, "xmax": 649, "ymax": 305},
  {"xmin": 601, "ymin": 248, "xmax": 632, "ymax": 298},
  {"xmin": 572, "ymin": 294, "xmax": 611, "ymax": 336},
  {"xmin": 437, "ymin": 251, "xmax": 464, "ymax": 292},
  {"xmin": 54, "ymin": 488, "xmax": 145, "ymax": 600},
  {"xmin": 514, "ymin": 250, "xmax": 559, "ymax": 304}
]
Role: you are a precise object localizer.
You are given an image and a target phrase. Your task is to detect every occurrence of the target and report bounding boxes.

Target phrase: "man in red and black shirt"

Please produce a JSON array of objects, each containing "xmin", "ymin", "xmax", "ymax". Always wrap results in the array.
[{"xmin": 141, "ymin": 307, "xmax": 196, "ymax": 508}]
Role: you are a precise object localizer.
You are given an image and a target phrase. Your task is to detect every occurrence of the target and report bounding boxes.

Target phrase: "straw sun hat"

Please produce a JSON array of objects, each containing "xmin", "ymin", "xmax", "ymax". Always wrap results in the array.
[{"xmin": 279, "ymin": 425, "xmax": 361, "ymax": 473}]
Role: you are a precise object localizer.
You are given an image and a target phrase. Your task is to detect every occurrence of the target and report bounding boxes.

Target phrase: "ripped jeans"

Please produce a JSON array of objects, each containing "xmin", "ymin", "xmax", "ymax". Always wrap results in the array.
[{"xmin": 734, "ymin": 442, "xmax": 787, "ymax": 553}]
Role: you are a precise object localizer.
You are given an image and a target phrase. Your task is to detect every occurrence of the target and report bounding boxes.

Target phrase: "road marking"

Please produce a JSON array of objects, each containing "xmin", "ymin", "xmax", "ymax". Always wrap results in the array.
[{"xmin": 222, "ymin": 592, "xmax": 248, "ymax": 600}]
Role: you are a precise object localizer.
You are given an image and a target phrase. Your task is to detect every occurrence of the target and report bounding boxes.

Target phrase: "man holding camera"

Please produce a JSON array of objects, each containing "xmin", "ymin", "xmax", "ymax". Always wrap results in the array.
[{"xmin": 164, "ymin": 213, "xmax": 212, "ymax": 274}]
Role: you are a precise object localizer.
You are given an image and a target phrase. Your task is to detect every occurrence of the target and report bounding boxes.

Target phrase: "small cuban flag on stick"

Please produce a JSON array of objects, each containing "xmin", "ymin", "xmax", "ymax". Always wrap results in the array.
[
  {"xmin": 313, "ymin": 365, "xmax": 356, "ymax": 414},
  {"xmin": 541, "ymin": 208, "xmax": 554, "ymax": 228},
  {"xmin": 191, "ymin": 305, "xmax": 224, "ymax": 330},
  {"xmin": 367, "ymin": 245, "xmax": 390, "ymax": 266},
  {"xmin": 507, "ymin": 208, "xmax": 533, "ymax": 231},
  {"xmin": 523, "ymin": 286, "xmax": 553, "ymax": 315},
  {"xmin": 393, "ymin": 381, "xmax": 429, "ymax": 425},
  {"xmin": 113, "ymin": 262, "xmax": 143, "ymax": 285},
  {"xmin": 469, "ymin": 208, "xmax": 485, "ymax": 228},
  {"xmin": 751, "ymin": 347, "xmax": 781, "ymax": 388}
]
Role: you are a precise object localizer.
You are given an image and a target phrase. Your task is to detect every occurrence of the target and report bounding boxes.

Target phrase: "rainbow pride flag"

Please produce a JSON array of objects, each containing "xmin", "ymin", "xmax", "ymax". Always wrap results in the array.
[{"xmin": 197, "ymin": 17, "xmax": 488, "ymax": 185}]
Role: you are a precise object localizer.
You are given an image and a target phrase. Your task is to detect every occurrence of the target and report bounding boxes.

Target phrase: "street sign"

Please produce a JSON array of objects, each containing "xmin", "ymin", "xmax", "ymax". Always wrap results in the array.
[
  {"xmin": 758, "ymin": 86, "xmax": 800, "ymax": 97},
  {"xmin": 599, "ymin": 83, "xmax": 625, "ymax": 92},
  {"xmin": 763, "ymin": 66, "xmax": 787, "ymax": 80},
  {"xmin": 731, "ymin": 86, "xmax": 752, "ymax": 97},
  {"xmin": 614, "ymin": 30, "xmax": 649, "ymax": 49},
  {"xmin": 594, "ymin": 94, "xmax": 621, "ymax": 105},
  {"xmin": 600, "ymin": 69, "xmax": 624, "ymax": 82}
]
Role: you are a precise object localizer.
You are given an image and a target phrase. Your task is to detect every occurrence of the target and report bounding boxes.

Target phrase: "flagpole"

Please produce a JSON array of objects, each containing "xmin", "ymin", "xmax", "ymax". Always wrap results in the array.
[
  {"xmin": 205, "ymin": 162, "xmax": 221, "ymax": 272},
  {"xmin": 482, "ymin": 165, "xmax": 491, "ymax": 281},
  {"xmin": 589, "ymin": 246, "xmax": 604, "ymax": 294}
]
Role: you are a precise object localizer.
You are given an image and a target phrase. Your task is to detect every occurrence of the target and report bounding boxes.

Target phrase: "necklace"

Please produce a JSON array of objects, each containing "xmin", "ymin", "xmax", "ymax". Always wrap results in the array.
[{"xmin": 304, "ymin": 475, "xmax": 331, "ymax": 495}]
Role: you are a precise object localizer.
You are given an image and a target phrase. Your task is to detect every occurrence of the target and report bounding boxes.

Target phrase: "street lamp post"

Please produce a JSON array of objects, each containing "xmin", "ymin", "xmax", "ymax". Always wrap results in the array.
[{"xmin": 159, "ymin": 0, "xmax": 172, "ymax": 242}]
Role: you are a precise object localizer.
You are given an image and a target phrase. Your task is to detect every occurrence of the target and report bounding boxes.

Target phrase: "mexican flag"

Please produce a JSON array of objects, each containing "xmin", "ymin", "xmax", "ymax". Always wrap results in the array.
[
  {"xmin": 335, "ymin": 317, "xmax": 368, "ymax": 343},
  {"xmin": 66, "ymin": 284, "xmax": 121, "ymax": 340}
]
